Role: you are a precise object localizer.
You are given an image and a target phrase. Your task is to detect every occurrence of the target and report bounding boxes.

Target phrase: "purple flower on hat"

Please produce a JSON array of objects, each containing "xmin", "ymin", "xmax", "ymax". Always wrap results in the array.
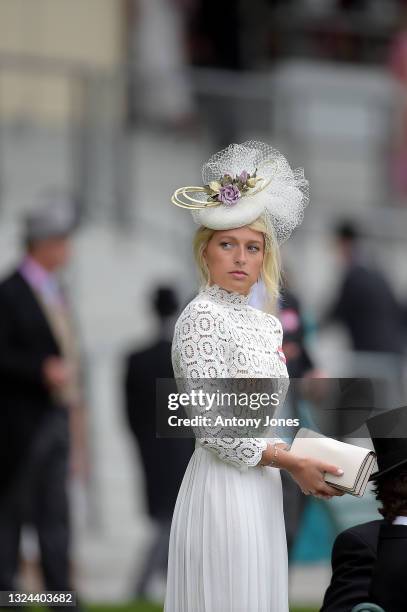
[
  {"xmin": 239, "ymin": 170, "xmax": 249, "ymax": 183},
  {"xmin": 218, "ymin": 184, "xmax": 241, "ymax": 206}
]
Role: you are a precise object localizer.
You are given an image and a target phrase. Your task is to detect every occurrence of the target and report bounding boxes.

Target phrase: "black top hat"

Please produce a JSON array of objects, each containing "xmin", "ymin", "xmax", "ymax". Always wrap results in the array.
[{"xmin": 367, "ymin": 406, "xmax": 407, "ymax": 480}]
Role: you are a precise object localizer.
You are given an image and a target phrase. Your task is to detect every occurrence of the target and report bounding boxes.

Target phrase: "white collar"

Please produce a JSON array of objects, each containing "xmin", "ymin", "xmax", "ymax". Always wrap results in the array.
[
  {"xmin": 393, "ymin": 516, "xmax": 407, "ymax": 526},
  {"xmin": 201, "ymin": 284, "xmax": 250, "ymax": 307}
]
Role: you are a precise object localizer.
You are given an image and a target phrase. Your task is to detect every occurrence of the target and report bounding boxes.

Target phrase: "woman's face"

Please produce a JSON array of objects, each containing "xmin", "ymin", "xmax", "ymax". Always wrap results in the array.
[{"xmin": 203, "ymin": 226, "xmax": 264, "ymax": 295}]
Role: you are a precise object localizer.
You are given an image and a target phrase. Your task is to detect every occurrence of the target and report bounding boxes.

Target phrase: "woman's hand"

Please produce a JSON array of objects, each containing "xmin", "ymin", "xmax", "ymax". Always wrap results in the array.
[
  {"xmin": 289, "ymin": 457, "xmax": 345, "ymax": 500},
  {"xmin": 259, "ymin": 444, "xmax": 345, "ymax": 500}
]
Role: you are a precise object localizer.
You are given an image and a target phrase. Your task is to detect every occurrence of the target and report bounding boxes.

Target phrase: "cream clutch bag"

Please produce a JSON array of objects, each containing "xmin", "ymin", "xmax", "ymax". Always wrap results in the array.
[{"xmin": 289, "ymin": 427, "xmax": 377, "ymax": 497}]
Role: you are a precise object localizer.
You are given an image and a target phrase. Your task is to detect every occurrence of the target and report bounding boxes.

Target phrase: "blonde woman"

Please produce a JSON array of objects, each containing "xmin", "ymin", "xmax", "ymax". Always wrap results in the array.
[{"xmin": 164, "ymin": 142, "xmax": 344, "ymax": 612}]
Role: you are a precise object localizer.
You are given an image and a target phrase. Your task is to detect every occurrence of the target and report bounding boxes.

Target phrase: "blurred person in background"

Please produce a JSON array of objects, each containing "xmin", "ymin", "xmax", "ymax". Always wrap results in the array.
[
  {"xmin": 279, "ymin": 281, "xmax": 321, "ymax": 380},
  {"xmin": 0, "ymin": 195, "xmax": 84, "ymax": 608},
  {"xmin": 279, "ymin": 280, "xmax": 329, "ymax": 560},
  {"xmin": 325, "ymin": 221, "xmax": 406, "ymax": 358},
  {"xmin": 250, "ymin": 276, "xmax": 324, "ymax": 559},
  {"xmin": 249, "ymin": 275, "xmax": 317, "ymax": 375},
  {"xmin": 369, "ymin": 457, "xmax": 407, "ymax": 610},
  {"xmin": 250, "ymin": 275, "xmax": 319, "ymax": 378},
  {"xmin": 124, "ymin": 286, "xmax": 194, "ymax": 601},
  {"xmin": 321, "ymin": 405, "xmax": 407, "ymax": 612}
]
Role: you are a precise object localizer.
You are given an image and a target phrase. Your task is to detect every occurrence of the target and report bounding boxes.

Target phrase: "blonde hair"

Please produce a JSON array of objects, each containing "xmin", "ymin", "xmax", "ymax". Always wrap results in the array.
[{"xmin": 193, "ymin": 214, "xmax": 281, "ymax": 313}]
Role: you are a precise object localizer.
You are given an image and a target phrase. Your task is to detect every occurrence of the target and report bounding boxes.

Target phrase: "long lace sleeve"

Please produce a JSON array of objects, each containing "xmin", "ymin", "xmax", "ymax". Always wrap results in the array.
[{"xmin": 172, "ymin": 299, "xmax": 269, "ymax": 471}]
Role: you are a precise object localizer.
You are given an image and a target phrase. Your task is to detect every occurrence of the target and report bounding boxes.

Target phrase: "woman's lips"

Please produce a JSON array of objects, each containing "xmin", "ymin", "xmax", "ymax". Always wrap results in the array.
[{"xmin": 229, "ymin": 271, "xmax": 248, "ymax": 278}]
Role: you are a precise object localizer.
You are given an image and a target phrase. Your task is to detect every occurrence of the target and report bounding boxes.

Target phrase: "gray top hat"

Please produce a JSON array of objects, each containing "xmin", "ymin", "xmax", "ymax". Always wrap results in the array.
[{"xmin": 24, "ymin": 193, "xmax": 77, "ymax": 242}]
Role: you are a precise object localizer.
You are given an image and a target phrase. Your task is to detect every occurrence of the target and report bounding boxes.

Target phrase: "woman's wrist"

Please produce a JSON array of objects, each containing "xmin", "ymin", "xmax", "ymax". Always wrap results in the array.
[
  {"xmin": 259, "ymin": 443, "xmax": 297, "ymax": 469},
  {"xmin": 273, "ymin": 446, "xmax": 301, "ymax": 472}
]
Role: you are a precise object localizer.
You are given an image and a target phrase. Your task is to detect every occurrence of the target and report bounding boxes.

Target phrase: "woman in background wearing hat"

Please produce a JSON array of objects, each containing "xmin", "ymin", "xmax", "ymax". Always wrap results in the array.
[{"xmin": 164, "ymin": 142, "xmax": 345, "ymax": 612}]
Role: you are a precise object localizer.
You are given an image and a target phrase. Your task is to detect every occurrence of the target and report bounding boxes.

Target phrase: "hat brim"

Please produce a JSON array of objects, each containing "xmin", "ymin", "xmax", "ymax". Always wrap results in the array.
[
  {"xmin": 369, "ymin": 457, "xmax": 407, "ymax": 481},
  {"xmin": 193, "ymin": 193, "xmax": 266, "ymax": 230}
]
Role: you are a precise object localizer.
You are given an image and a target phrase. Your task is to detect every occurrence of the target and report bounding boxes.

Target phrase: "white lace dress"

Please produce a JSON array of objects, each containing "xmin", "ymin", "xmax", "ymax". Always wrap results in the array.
[{"xmin": 164, "ymin": 284, "xmax": 290, "ymax": 612}]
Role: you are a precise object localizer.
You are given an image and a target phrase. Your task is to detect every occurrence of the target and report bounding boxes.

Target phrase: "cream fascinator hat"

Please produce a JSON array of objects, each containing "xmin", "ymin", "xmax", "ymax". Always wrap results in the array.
[{"xmin": 171, "ymin": 141, "xmax": 309, "ymax": 244}]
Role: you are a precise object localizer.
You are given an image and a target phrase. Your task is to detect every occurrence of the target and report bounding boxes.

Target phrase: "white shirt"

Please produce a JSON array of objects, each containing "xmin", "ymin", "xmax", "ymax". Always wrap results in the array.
[{"xmin": 393, "ymin": 516, "xmax": 407, "ymax": 525}]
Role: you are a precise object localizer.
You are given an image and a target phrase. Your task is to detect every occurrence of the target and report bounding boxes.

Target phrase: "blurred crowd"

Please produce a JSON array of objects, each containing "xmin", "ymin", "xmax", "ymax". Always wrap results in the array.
[{"xmin": 0, "ymin": 196, "xmax": 406, "ymax": 607}]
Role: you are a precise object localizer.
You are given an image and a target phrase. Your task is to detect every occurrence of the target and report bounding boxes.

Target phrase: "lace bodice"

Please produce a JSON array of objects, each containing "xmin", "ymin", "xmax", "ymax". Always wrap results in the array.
[{"xmin": 172, "ymin": 284, "xmax": 289, "ymax": 470}]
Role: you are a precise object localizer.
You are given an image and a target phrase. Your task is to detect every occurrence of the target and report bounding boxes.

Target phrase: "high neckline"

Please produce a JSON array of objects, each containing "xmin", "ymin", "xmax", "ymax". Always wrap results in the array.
[{"xmin": 200, "ymin": 283, "xmax": 250, "ymax": 307}]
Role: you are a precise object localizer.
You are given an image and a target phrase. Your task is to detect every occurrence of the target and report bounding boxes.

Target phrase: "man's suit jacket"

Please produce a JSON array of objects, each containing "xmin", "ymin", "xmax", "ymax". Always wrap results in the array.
[
  {"xmin": 0, "ymin": 269, "xmax": 63, "ymax": 495},
  {"xmin": 124, "ymin": 339, "xmax": 194, "ymax": 520},
  {"xmin": 369, "ymin": 522, "xmax": 407, "ymax": 612},
  {"xmin": 330, "ymin": 263, "xmax": 405, "ymax": 354},
  {"xmin": 320, "ymin": 519, "xmax": 383, "ymax": 612}
]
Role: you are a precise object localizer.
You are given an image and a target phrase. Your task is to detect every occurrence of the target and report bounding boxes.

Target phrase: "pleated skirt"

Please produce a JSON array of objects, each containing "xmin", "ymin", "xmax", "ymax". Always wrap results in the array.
[{"xmin": 164, "ymin": 445, "xmax": 289, "ymax": 612}]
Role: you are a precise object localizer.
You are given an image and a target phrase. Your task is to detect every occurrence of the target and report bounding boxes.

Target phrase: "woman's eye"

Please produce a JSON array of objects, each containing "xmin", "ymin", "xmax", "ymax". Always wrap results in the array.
[
  {"xmin": 220, "ymin": 241, "xmax": 232, "ymax": 249},
  {"xmin": 248, "ymin": 245, "xmax": 260, "ymax": 252}
]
